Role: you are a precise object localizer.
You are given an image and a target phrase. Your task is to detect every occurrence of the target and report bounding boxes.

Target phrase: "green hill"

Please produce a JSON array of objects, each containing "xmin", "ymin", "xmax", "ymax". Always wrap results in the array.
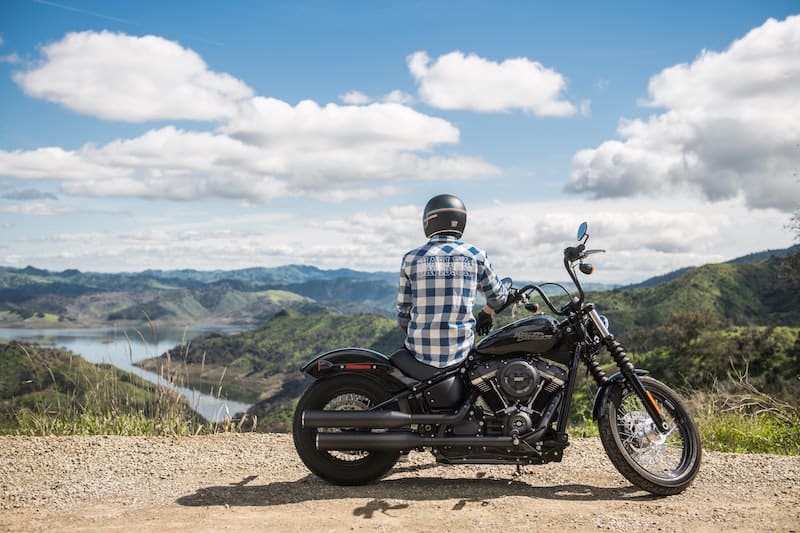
[
  {"xmin": 589, "ymin": 254, "xmax": 800, "ymax": 333},
  {"xmin": 0, "ymin": 264, "xmax": 393, "ymax": 327},
  {"xmin": 138, "ymin": 309, "xmax": 405, "ymax": 430},
  {"xmin": 0, "ymin": 342, "xmax": 201, "ymax": 434}
]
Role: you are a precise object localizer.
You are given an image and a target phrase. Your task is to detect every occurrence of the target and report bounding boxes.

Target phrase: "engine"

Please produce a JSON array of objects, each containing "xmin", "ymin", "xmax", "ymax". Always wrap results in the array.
[{"xmin": 468, "ymin": 356, "xmax": 567, "ymax": 438}]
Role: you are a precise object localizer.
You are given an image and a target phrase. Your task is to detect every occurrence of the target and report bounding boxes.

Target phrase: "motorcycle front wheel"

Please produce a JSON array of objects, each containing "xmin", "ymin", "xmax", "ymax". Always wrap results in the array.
[
  {"xmin": 598, "ymin": 376, "xmax": 702, "ymax": 496},
  {"xmin": 292, "ymin": 375, "xmax": 401, "ymax": 485}
]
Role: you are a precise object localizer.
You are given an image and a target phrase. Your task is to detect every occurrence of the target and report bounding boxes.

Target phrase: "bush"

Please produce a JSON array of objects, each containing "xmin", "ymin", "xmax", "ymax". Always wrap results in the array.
[{"xmin": 689, "ymin": 377, "xmax": 800, "ymax": 455}]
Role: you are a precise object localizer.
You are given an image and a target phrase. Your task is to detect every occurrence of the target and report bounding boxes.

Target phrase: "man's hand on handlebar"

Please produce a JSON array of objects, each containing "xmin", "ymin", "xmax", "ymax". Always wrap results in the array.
[{"xmin": 476, "ymin": 309, "xmax": 493, "ymax": 335}]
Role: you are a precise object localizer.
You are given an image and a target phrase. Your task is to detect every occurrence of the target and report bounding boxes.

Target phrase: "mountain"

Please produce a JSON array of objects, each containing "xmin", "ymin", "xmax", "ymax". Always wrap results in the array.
[
  {"xmin": 141, "ymin": 265, "xmax": 397, "ymax": 285},
  {"xmin": 588, "ymin": 252, "xmax": 800, "ymax": 332},
  {"xmin": 622, "ymin": 245, "xmax": 799, "ymax": 290},
  {"xmin": 0, "ymin": 264, "xmax": 397, "ymax": 293},
  {"xmin": 0, "ymin": 264, "xmax": 396, "ymax": 327},
  {"xmin": 2, "ymin": 245, "xmax": 797, "ymax": 328}
]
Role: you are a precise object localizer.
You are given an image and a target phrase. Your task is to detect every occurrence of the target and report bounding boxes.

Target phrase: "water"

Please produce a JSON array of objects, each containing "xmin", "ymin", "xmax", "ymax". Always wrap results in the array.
[{"xmin": 0, "ymin": 325, "xmax": 252, "ymax": 423}]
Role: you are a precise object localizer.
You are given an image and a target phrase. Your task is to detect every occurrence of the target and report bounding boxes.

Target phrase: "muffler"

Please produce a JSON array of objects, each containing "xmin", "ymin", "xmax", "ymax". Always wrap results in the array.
[
  {"xmin": 302, "ymin": 402, "xmax": 471, "ymax": 429},
  {"xmin": 303, "ymin": 410, "xmax": 415, "ymax": 429},
  {"xmin": 316, "ymin": 432, "xmax": 516, "ymax": 451}
]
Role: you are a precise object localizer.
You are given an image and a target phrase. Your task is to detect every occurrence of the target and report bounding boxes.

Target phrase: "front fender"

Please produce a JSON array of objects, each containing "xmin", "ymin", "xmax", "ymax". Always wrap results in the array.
[
  {"xmin": 301, "ymin": 347, "xmax": 415, "ymax": 390},
  {"xmin": 591, "ymin": 369, "xmax": 650, "ymax": 420}
]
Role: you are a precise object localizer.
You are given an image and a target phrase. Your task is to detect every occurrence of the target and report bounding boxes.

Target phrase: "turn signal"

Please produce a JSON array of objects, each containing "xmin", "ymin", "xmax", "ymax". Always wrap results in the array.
[{"xmin": 579, "ymin": 263, "xmax": 595, "ymax": 275}]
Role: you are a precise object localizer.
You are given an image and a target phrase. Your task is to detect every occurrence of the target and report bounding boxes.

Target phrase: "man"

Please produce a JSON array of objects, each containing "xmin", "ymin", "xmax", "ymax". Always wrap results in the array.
[{"xmin": 397, "ymin": 194, "xmax": 509, "ymax": 368}]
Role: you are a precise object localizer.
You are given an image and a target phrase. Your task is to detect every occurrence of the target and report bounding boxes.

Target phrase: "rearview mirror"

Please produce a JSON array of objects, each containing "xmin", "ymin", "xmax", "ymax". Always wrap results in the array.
[
  {"xmin": 501, "ymin": 277, "xmax": 513, "ymax": 290},
  {"xmin": 577, "ymin": 222, "xmax": 588, "ymax": 241}
]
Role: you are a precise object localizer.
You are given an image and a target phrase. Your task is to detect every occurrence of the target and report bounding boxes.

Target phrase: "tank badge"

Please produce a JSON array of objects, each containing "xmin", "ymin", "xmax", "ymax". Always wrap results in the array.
[{"xmin": 514, "ymin": 331, "xmax": 550, "ymax": 342}]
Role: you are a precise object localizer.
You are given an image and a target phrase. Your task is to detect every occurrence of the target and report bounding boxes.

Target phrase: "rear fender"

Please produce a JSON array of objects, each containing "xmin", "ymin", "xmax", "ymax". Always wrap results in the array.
[
  {"xmin": 301, "ymin": 348, "xmax": 416, "ymax": 390},
  {"xmin": 592, "ymin": 369, "xmax": 650, "ymax": 420}
]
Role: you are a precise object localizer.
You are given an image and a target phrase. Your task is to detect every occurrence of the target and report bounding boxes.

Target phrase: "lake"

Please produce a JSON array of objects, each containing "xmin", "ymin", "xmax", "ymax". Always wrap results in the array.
[{"xmin": 0, "ymin": 325, "xmax": 252, "ymax": 423}]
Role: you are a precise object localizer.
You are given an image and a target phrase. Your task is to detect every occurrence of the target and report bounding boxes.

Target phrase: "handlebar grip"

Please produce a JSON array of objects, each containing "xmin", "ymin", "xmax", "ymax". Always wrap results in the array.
[
  {"xmin": 524, "ymin": 302, "xmax": 540, "ymax": 313},
  {"xmin": 564, "ymin": 245, "xmax": 585, "ymax": 262},
  {"xmin": 494, "ymin": 289, "xmax": 524, "ymax": 314}
]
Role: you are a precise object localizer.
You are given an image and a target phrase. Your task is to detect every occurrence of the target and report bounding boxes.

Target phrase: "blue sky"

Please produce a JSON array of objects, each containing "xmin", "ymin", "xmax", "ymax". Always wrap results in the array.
[{"xmin": 1, "ymin": 0, "xmax": 798, "ymax": 284}]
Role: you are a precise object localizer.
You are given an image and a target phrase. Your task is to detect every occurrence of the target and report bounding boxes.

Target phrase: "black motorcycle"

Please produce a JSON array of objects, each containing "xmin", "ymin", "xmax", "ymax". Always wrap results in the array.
[{"xmin": 292, "ymin": 223, "xmax": 702, "ymax": 495}]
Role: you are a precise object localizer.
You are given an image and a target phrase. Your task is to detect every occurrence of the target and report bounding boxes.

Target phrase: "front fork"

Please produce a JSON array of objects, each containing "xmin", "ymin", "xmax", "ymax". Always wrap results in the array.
[{"xmin": 586, "ymin": 307, "xmax": 670, "ymax": 433}]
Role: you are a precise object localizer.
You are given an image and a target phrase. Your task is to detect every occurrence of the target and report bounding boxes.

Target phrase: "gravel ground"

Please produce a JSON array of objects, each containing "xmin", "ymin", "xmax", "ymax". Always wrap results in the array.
[{"xmin": 1, "ymin": 434, "xmax": 798, "ymax": 532}]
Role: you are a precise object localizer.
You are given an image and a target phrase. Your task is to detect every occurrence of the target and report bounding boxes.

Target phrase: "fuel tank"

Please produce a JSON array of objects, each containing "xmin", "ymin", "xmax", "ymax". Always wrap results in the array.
[{"xmin": 475, "ymin": 315, "xmax": 561, "ymax": 356}]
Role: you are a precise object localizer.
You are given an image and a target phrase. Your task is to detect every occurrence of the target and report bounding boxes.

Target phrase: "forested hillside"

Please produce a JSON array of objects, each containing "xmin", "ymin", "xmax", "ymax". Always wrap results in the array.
[
  {"xmin": 137, "ymin": 309, "xmax": 405, "ymax": 430},
  {"xmin": 0, "ymin": 264, "xmax": 395, "ymax": 326},
  {"xmin": 0, "ymin": 342, "xmax": 200, "ymax": 434},
  {"xmin": 590, "ymin": 253, "xmax": 800, "ymax": 331}
]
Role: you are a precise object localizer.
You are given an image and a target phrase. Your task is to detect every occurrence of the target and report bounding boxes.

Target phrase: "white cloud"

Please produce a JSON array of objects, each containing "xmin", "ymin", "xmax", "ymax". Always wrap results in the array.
[
  {"xmin": 0, "ymin": 203, "xmax": 77, "ymax": 216},
  {"xmin": 309, "ymin": 194, "xmax": 791, "ymax": 284},
  {"xmin": 566, "ymin": 15, "xmax": 800, "ymax": 212},
  {"xmin": 13, "ymin": 30, "xmax": 253, "ymax": 122},
  {"xmin": 339, "ymin": 90, "xmax": 415, "ymax": 106},
  {"xmin": 224, "ymin": 98, "xmax": 459, "ymax": 152},
  {"xmin": 473, "ymin": 196, "xmax": 791, "ymax": 284},
  {"xmin": 381, "ymin": 90, "xmax": 414, "ymax": 105},
  {"xmin": 221, "ymin": 98, "xmax": 497, "ymax": 187},
  {"xmin": 0, "ymin": 127, "xmax": 288, "ymax": 202},
  {"xmin": 407, "ymin": 50, "xmax": 579, "ymax": 116},
  {"xmin": 4, "ymin": 31, "xmax": 501, "ymax": 202},
  {"xmin": 0, "ymin": 146, "xmax": 130, "ymax": 180},
  {"xmin": 340, "ymin": 91, "xmax": 371, "ymax": 105},
  {"xmin": 5, "ymin": 194, "xmax": 791, "ymax": 282},
  {"xmin": 0, "ymin": 118, "xmax": 498, "ymax": 202}
]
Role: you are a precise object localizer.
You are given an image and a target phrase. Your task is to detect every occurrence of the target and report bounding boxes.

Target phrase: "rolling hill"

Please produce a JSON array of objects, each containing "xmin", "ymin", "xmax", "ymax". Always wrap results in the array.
[
  {"xmin": 0, "ymin": 341, "xmax": 200, "ymax": 433},
  {"xmin": 590, "ymin": 252, "xmax": 800, "ymax": 331},
  {"xmin": 0, "ymin": 264, "xmax": 397, "ymax": 327}
]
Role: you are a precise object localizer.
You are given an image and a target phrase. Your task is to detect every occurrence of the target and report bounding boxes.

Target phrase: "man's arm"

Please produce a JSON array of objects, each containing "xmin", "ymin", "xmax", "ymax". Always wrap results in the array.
[
  {"xmin": 478, "ymin": 254, "xmax": 509, "ymax": 312},
  {"xmin": 474, "ymin": 252, "xmax": 509, "ymax": 336},
  {"xmin": 396, "ymin": 261, "xmax": 412, "ymax": 331}
]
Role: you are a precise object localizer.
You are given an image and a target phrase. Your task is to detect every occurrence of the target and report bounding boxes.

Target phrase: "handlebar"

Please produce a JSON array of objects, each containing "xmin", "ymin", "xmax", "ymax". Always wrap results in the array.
[
  {"xmin": 497, "ymin": 242, "xmax": 606, "ymax": 317},
  {"xmin": 500, "ymin": 283, "xmax": 573, "ymax": 317},
  {"xmin": 495, "ymin": 224, "xmax": 605, "ymax": 318}
]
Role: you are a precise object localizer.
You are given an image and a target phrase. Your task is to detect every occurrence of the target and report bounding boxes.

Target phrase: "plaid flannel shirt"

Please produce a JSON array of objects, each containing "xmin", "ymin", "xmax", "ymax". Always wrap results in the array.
[{"xmin": 397, "ymin": 235, "xmax": 509, "ymax": 368}]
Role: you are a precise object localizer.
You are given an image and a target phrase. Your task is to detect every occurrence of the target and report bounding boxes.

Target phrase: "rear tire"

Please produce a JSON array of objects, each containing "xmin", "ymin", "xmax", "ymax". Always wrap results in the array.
[
  {"xmin": 598, "ymin": 376, "xmax": 701, "ymax": 495},
  {"xmin": 292, "ymin": 375, "xmax": 401, "ymax": 485}
]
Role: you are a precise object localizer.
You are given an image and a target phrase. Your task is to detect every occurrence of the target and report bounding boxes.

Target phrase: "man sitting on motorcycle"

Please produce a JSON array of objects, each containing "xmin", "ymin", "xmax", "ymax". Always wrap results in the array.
[{"xmin": 397, "ymin": 194, "xmax": 510, "ymax": 368}]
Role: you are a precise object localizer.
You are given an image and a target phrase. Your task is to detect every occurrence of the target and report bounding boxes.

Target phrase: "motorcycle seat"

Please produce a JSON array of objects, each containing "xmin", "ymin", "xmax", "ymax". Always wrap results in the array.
[{"xmin": 389, "ymin": 348, "xmax": 459, "ymax": 381}]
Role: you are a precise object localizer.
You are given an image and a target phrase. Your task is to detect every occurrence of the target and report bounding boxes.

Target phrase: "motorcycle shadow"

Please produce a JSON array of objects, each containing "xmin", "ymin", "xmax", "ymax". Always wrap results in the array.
[{"xmin": 176, "ymin": 469, "xmax": 659, "ymax": 509}]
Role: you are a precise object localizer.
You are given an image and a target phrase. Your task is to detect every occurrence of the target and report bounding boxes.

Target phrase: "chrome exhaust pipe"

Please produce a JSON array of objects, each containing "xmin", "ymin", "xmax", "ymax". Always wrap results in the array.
[
  {"xmin": 316, "ymin": 432, "xmax": 516, "ymax": 450},
  {"xmin": 302, "ymin": 399, "xmax": 473, "ymax": 429},
  {"xmin": 303, "ymin": 410, "xmax": 415, "ymax": 429}
]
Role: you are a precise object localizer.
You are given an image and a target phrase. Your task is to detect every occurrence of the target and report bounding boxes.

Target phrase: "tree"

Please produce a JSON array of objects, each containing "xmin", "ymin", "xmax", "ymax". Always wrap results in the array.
[{"xmin": 783, "ymin": 211, "xmax": 800, "ymax": 290}]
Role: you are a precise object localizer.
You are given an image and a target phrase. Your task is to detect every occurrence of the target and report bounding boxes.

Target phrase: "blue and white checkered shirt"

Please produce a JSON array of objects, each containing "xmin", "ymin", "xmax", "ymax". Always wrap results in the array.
[{"xmin": 397, "ymin": 235, "xmax": 509, "ymax": 368}]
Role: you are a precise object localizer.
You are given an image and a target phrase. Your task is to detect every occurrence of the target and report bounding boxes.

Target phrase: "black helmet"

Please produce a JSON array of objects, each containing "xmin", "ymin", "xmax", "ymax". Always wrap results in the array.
[{"xmin": 423, "ymin": 194, "xmax": 467, "ymax": 238}]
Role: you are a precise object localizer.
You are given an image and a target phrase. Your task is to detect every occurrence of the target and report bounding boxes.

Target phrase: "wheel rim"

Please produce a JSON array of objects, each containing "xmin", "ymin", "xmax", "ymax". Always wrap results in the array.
[
  {"xmin": 614, "ymin": 389, "xmax": 694, "ymax": 481},
  {"xmin": 319, "ymin": 392, "xmax": 374, "ymax": 462}
]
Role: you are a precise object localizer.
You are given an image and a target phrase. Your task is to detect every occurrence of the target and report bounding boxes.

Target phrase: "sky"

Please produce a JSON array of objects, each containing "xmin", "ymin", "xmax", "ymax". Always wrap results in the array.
[{"xmin": 0, "ymin": 0, "xmax": 798, "ymax": 285}]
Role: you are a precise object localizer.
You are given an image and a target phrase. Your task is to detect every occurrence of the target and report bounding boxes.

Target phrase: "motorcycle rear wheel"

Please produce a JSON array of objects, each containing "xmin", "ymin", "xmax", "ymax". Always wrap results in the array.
[
  {"xmin": 598, "ymin": 376, "xmax": 701, "ymax": 496},
  {"xmin": 292, "ymin": 375, "xmax": 401, "ymax": 485}
]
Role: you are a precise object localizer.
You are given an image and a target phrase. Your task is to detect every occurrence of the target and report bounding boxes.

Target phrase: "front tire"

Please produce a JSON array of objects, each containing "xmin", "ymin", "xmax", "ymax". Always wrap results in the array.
[
  {"xmin": 598, "ymin": 376, "xmax": 701, "ymax": 495},
  {"xmin": 292, "ymin": 375, "xmax": 401, "ymax": 485}
]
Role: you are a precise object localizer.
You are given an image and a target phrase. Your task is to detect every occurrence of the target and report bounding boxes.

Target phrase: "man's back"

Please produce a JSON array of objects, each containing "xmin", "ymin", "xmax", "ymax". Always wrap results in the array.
[{"xmin": 397, "ymin": 234, "xmax": 507, "ymax": 368}]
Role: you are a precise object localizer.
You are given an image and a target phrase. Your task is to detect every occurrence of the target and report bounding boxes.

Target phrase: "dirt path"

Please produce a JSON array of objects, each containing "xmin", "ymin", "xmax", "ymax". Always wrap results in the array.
[{"xmin": 1, "ymin": 434, "xmax": 798, "ymax": 532}]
